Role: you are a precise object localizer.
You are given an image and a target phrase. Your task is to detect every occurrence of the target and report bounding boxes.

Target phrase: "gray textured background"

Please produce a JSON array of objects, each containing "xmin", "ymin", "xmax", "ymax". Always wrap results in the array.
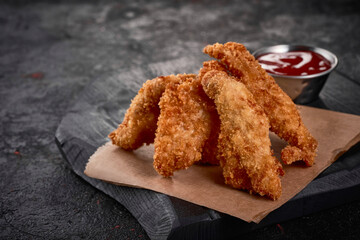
[{"xmin": 1, "ymin": 0, "xmax": 359, "ymax": 239}]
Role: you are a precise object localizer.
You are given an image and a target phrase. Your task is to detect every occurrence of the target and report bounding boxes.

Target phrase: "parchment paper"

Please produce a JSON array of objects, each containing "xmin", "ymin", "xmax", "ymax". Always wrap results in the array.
[{"xmin": 84, "ymin": 105, "xmax": 360, "ymax": 223}]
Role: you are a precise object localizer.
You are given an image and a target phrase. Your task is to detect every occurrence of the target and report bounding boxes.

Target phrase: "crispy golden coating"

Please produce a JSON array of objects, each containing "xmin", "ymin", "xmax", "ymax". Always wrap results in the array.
[
  {"xmin": 108, "ymin": 42, "xmax": 319, "ymax": 200},
  {"xmin": 198, "ymin": 105, "xmax": 221, "ymax": 165},
  {"xmin": 153, "ymin": 75, "xmax": 213, "ymax": 176},
  {"xmin": 201, "ymin": 70, "xmax": 283, "ymax": 200},
  {"xmin": 197, "ymin": 61, "xmax": 228, "ymax": 165},
  {"xmin": 109, "ymin": 74, "xmax": 192, "ymax": 150},
  {"xmin": 203, "ymin": 42, "xmax": 318, "ymax": 166},
  {"xmin": 198, "ymin": 60, "xmax": 228, "ymax": 80}
]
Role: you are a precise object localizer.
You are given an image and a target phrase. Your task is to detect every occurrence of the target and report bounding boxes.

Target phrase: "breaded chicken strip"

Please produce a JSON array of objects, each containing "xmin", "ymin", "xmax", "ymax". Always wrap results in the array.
[
  {"xmin": 203, "ymin": 42, "xmax": 318, "ymax": 166},
  {"xmin": 153, "ymin": 75, "xmax": 213, "ymax": 176},
  {"xmin": 197, "ymin": 61, "xmax": 228, "ymax": 165},
  {"xmin": 201, "ymin": 70, "xmax": 283, "ymax": 200},
  {"xmin": 109, "ymin": 74, "xmax": 193, "ymax": 150},
  {"xmin": 197, "ymin": 60, "xmax": 228, "ymax": 80}
]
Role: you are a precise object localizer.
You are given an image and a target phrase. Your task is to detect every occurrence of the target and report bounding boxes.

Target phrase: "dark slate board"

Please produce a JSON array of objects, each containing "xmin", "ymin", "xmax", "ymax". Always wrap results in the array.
[{"xmin": 55, "ymin": 59, "xmax": 360, "ymax": 240}]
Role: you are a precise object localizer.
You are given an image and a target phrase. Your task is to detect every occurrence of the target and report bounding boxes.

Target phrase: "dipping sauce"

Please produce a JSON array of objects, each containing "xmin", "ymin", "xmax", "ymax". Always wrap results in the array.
[{"xmin": 257, "ymin": 50, "xmax": 332, "ymax": 76}]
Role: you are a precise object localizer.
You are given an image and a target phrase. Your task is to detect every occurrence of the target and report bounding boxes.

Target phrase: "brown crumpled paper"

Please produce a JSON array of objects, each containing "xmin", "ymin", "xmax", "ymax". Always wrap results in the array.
[{"xmin": 84, "ymin": 106, "xmax": 360, "ymax": 223}]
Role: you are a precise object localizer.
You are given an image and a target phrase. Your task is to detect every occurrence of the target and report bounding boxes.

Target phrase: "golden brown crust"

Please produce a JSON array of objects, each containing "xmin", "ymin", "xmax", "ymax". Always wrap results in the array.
[
  {"xmin": 201, "ymin": 70, "xmax": 283, "ymax": 200},
  {"xmin": 203, "ymin": 42, "xmax": 318, "ymax": 166},
  {"xmin": 153, "ymin": 75, "xmax": 213, "ymax": 177},
  {"xmin": 197, "ymin": 60, "xmax": 228, "ymax": 165},
  {"xmin": 108, "ymin": 75, "xmax": 186, "ymax": 150},
  {"xmin": 107, "ymin": 42, "xmax": 319, "ymax": 200}
]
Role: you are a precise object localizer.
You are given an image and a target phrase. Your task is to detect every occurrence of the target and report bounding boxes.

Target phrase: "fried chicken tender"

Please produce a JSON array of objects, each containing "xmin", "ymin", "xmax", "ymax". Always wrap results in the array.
[
  {"xmin": 153, "ymin": 74, "xmax": 217, "ymax": 176},
  {"xmin": 203, "ymin": 42, "xmax": 318, "ymax": 166},
  {"xmin": 201, "ymin": 70, "xmax": 283, "ymax": 200},
  {"xmin": 198, "ymin": 61, "xmax": 228, "ymax": 165},
  {"xmin": 109, "ymin": 74, "xmax": 192, "ymax": 150}
]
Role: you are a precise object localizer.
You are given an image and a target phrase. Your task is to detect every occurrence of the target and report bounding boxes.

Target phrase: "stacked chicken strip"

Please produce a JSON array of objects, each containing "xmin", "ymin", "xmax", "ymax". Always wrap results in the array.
[{"xmin": 109, "ymin": 42, "xmax": 318, "ymax": 200}]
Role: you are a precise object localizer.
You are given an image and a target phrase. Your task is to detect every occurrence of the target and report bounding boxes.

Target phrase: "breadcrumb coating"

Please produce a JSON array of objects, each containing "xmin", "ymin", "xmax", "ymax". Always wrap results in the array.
[
  {"xmin": 203, "ymin": 42, "xmax": 318, "ymax": 166},
  {"xmin": 201, "ymin": 70, "xmax": 283, "ymax": 200},
  {"xmin": 108, "ymin": 42, "xmax": 318, "ymax": 200},
  {"xmin": 197, "ymin": 60, "xmax": 228, "ymax": 165},
  {"xmin": 109, "ymin": 74, "xmax": 192, "ymax": 150},
  {"xmin": 153, "ymin": 75, "xmax": 213, "ymax": 176}
]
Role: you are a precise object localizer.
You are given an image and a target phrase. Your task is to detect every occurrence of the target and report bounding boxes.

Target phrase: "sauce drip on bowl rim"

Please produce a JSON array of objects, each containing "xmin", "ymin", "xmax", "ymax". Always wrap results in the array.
[{"xmin": 256, "ymin": 50, "xmax": 332, "ymax": 76}]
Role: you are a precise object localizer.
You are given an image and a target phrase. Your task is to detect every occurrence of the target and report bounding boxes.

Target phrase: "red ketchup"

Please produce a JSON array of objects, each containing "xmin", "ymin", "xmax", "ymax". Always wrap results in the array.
[{"xmin": 257, "ymin": 50, "xmax": 332, "ymax": 76}]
